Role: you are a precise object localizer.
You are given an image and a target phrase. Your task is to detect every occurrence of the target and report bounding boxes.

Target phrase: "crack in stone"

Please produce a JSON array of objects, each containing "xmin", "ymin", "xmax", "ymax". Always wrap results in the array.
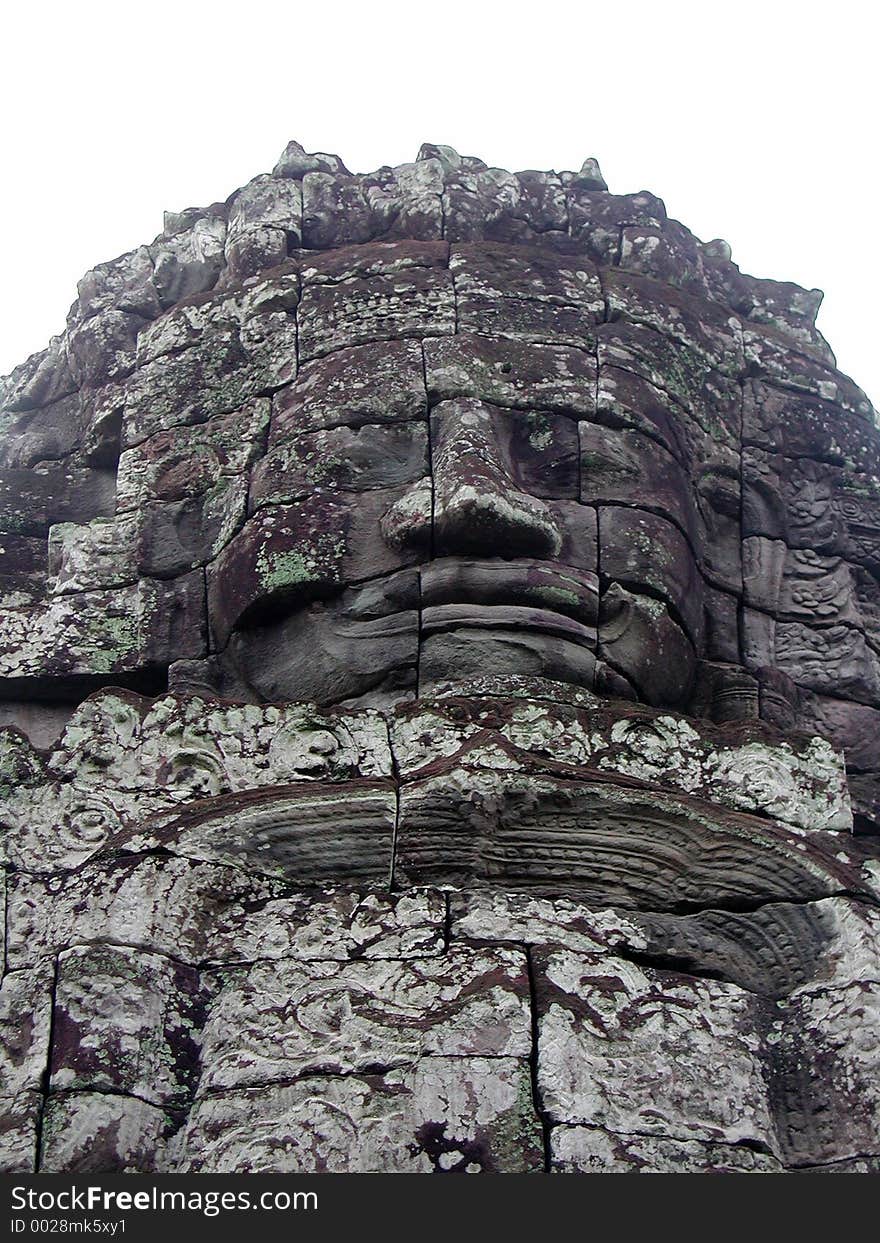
[
  {"xmin": 524, "ymin": 945, "xmax": 552, "ymax": 1172},
  {"xmin": 34, "ymin": 953, "xmax": 59, "ymax": 1173}
]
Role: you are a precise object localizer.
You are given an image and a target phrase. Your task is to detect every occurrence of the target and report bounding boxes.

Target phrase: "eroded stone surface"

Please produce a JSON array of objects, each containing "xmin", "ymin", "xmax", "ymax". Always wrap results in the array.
[
  {"xmin": 41, "ymin": 1093, "xmax": 172, "ymax": 1174},
  {"xmin": 50, "ymin": 945, "xmax": 205, "ymax": 1107},
  {"xmin": 550, "ymin": 1125, "xmax": 783, "ymax": 1173},
  {"xmin": 166, "ymin": 1058, "xmax": 543, "ymax": 1173},
  {"xmin": 197, "ymin": 948, "xmax": 530, "ymax": 1091},
  {"xmin": 7, "ymin": 867, "xmax": 445, "ymax": 969},
  {"xmin": 534, "ymin": 949, "xmax": 778, "ymax": 1148}
]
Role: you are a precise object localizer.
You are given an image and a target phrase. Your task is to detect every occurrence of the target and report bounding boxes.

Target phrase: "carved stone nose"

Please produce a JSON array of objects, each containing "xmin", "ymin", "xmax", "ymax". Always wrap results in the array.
[{"xmin": 429, "ymin": 398, "xmax": 563, "ymax": 559}]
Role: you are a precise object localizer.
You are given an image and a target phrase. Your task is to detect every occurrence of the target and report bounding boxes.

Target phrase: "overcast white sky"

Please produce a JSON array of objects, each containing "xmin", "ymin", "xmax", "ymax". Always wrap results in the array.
[{"xmin": 2, "ymin": 1, "xmax": 877, "ymax": 404}]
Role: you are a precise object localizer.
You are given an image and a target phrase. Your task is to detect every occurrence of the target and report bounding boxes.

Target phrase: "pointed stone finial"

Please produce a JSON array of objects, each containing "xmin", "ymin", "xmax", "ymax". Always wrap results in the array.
[
  {"xmin": 572, "ymin": 158, "xmax": 607, "ymax": 191},
  {"xmin": 416, "ymin": 143, "xmax": 463, "ymax": 174},
  {"xmin": 273, "ymin": 141, "xmax": 350, "ymax": 179},
  {"xmin": 703, "ymin": 238, "xmax": 733, "ymax": 262}
]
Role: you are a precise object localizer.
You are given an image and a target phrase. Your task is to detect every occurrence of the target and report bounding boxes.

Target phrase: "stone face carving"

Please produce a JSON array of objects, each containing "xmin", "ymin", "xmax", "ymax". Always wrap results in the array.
[{"xmin": 1, "ymin": 142, "xmax": 879, "ymax": 1175}]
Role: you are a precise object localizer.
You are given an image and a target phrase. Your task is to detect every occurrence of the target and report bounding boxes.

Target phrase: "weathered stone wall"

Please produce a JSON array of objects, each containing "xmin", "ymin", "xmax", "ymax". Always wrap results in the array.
[{"xmin": 1, "ymin": 142, "xmax": 879, "ymax": 1173}]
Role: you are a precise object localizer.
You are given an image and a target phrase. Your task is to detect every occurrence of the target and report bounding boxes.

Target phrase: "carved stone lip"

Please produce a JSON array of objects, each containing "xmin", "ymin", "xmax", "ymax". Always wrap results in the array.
[
  {"xmin": 419, "ymin": 558, "xmax": 599, "ymax": 628},
  {"xmin": 421, "ymin": 603, "xmax": 597, "ymax": 648}
]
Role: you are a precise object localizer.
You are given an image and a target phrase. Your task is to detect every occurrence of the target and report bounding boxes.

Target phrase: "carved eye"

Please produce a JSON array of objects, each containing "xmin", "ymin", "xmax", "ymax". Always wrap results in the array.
[{"xmin": 698, "ymin": 473, "xmax": 740, "ymax": 517}]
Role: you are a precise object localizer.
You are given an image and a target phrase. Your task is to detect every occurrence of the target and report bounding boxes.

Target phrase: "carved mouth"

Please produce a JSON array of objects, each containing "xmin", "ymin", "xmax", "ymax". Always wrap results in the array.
[
  {"xmin": 421, "ymin": 604, "xmax": 596, "ymax": 647},
  {"xmin": 416, "ymin": 559, "xmax": 601, "ymax": 694},
  {"xmin": 419, "ymin": 558, "xmax": 599, "ymax": 633}
]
